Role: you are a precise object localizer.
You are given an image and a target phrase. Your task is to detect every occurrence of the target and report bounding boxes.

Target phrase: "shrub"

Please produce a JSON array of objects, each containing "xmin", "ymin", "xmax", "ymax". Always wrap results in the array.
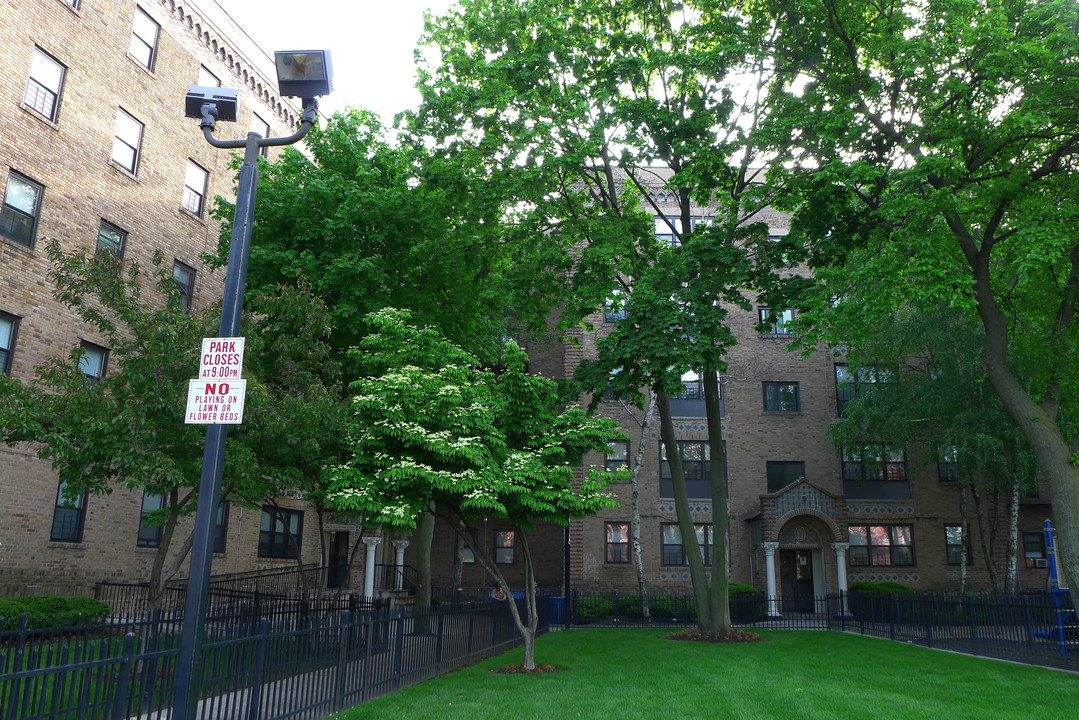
[
  {"xmin": 0, "ymin": 599, "xmax": 28, "ymax": 631},
  {"xmin": 2, "ymin": 596, "xmax": 111, "ymax": 630},
  {"xmin": 848, "ymin": 581, "xmax": 914, "ymax": 622},
  {"xmin": 574, "ymin": 595, "xmax": 613, "ymax": 623},
  {"xmin": 729, "ymin": 583, "xmax": 766, "ymax": 623}
]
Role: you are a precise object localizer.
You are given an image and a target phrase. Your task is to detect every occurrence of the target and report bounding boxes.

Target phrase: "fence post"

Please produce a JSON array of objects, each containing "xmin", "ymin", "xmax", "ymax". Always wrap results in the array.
[
  {"xmin": 392, "ymin": 612, "xmax": 406, "ymax": 690},
  {"xmin": 360, "ymin": 612, "xmax": 376, "ymax": 703},
  {"xmin": 4, "ymin": 614, "xmax": 30, "ymax": 720},
  {"xmin": 434, "ymin": 605, "xmax": 446, "ymax": 675},
  {"xmin": 466, "ymin": 606, "xmax": 476, "ymax": 663},
  {"xmin": 889, "ymin": 593, "xmax": 898, "ymax": 641},
  {"xmin": 1022, "ymin": 595, "xmax": 1036, "ymax": 653},
  {"xmin": 247, "ymin": 618, "xmax": 270, "ymax": 720},
  {"xmin": 334, "ymin": 611, "xmax": 352, "ymax": 713},
  {"xmin": 109, "ymin": 633, "xmax": 138, "ymax": 720}
]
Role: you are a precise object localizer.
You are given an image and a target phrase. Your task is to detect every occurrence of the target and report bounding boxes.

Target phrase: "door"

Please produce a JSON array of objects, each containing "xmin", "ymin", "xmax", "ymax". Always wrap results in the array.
[
  {"xmin": 327, "ymin": 531, "xmax": 350, "ymax": 588},
  {"xmin": 780, "ymin": 549, "xmax": 815, "ymax": 612}
]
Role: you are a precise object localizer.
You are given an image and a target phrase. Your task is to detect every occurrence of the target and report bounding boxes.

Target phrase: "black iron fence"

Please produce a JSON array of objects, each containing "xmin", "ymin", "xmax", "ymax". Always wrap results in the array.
[
  {"xmin": 563, "ymin": 589, "xmax": 1078, "ymax": 671},
  {"xmin": 1, "ymin": 597, "xmax": 545, "ymax": 720}
]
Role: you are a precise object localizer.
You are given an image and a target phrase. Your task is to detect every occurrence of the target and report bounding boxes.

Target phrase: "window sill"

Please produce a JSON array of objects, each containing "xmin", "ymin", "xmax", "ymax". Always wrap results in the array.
[
  {"xmin": 126, "ymin": 53, "xmax": 157, "ymax": 77},
  {"xmin": 107, "ymin": 161, "xmax": 140, "ymax": 182},
  {"xmin": 762, "ymin": 410, "xmax": 802, "ymax": 416},
  {"xmin": 178, "ymin": 206, "xmax": 205, "ymax": 223},
  {"xmin": 19, "ymin": 104, "xmax": 61, "ymax": 130},
  {"xmin": 47, "ymin": 541, "xmax": 85, "ymax": 548},
  {"xmin": 1, "ymin": 235, "xmax": 36, "ymax": 252}
]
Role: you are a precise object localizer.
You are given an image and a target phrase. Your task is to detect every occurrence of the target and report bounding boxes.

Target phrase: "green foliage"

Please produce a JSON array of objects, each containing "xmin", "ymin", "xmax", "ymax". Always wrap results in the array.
[
  {"xmin": 0, "ymin": 596, "xmax": 111, "ymax": 630},
  {"xmin": 573, "ymin": 596, "xmax": 613, "ymax": 623},
  {"xmin": 328, "ymin": 308, "xmax": 622, "ymax": 528}
]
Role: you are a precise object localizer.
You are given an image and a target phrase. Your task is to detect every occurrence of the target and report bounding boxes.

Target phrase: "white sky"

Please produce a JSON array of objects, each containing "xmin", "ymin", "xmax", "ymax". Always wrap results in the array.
[{"xmin": 213, "ymin": 0, "xmax": 460, "ymax": 122}]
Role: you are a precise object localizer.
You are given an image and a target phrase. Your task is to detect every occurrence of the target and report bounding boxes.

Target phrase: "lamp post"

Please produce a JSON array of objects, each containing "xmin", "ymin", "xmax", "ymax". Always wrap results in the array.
[{"xmin": 171, "ymin": 51, "xmax": 332, "ymax": 720}]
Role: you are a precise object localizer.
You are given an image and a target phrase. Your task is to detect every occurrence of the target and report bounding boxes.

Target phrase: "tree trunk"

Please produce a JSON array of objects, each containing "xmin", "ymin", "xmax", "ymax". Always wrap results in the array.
[
  {"xmin": 656, "ymin": 391, "xmax": 715, "ymax": 631},
  {"xmin": 631, "ymin": 391, "xmax": 657, "ymax": 620},
  {"xmin": 703, "ymin": 369, "xmax": 732, "ymax": 635},
  {"xmin": 146, "ymin": 500, "xmax": 184, "ymax": 613},
  {"xmin": 414, "ymin": 506, "xmax": 436, "ymax": 633},
  {"xmin": 1006, "ymin": 475, "xmax": 1021, "ymax": 593},
  {"xmin": 968, "ymin": 481, "xmax": 999, "ymax": 590},
  {"xmin": 958, "ymin": 484, "xmax": 969, "ymax": 594}
]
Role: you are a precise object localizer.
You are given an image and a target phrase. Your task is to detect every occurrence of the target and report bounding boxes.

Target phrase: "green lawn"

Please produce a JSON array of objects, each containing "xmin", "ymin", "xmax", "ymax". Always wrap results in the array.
[{"xmin": 334, "ymin": 629, "xmax": 1078, "ymax": 720}]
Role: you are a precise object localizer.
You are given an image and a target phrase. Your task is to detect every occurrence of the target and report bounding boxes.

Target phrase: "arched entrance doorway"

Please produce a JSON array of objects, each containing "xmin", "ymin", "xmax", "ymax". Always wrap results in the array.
[{"xmin": 777, "ymin": 520, "xmax": 826, "ymax": 613}]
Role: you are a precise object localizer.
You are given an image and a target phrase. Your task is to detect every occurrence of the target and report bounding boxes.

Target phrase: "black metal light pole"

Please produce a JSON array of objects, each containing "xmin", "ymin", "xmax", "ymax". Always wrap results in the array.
[{"xmin": 171, "ymin": 51, "xmax": 331, "ymax": 720}]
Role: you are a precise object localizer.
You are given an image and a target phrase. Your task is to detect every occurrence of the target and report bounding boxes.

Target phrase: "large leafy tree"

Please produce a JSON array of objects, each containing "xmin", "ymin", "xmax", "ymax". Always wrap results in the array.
[
  {"xmin": 328, "ymin": 309, "xmax": 621, "ymax": 668},
  {"xmin": 764, "ymin": 0, "xmax": 1079, "ymax": 589},
  {"xmin": 413, "ymin": 0, "xmax": 794, "ymax": 634},
  {"xmin": 829, "ymin": 308, "xmax": 1038, "ymax": 591}
]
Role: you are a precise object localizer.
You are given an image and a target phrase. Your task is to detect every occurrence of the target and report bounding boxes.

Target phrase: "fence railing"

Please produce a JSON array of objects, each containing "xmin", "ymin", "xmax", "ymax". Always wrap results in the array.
[
  {"xmin": 563, "ymin": 589, "xmax": 1078, "ymax": 670},
  {"xmin": 1, "ymin": 597, "xmax": 546, "ymax": 720}
]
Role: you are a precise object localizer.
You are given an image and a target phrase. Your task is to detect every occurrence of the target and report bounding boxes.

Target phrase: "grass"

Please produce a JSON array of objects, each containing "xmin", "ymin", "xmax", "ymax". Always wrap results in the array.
[{"xmin": 333, "ymin": 629, "xmax": 1079, "ymax": 720}]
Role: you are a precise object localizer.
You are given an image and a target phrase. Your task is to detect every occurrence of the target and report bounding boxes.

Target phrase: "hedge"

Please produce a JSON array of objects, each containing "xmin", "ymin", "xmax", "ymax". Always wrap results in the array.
[{"xmin": 0, "ymin": 596, "xmax": 111, "ymax": 631}]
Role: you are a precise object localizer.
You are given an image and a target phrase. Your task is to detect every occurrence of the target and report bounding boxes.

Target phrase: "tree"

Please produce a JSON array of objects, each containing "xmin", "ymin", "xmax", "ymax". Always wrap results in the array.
[
  {"xmin": 414, "ymin": 0, "xmax": 794, "ymax": 634},
  {"xmin": 0, "ymin": 244, "xmax": 350, "ymax": 607},
  {"xmin": 764, "ymin": 0, "xmax": 1079, "ymax": 590},
  {"xmin": 327, "ymin": 309, "xmax": 622, "ymax": 669},
  {"xmin": 827, "ymin": 307, "xmax": 1038, "ymax": 591}
]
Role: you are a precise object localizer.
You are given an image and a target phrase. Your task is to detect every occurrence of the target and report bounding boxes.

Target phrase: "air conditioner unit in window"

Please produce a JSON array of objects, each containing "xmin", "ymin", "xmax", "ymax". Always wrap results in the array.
[{"xmin": 1033, "ymin": 558, "xmax": 1049, "ymax": 568}]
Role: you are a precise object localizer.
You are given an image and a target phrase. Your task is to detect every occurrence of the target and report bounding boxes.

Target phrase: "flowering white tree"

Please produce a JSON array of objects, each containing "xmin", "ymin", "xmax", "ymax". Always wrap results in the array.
[{"xmin": 328, "ymin": 308, "xmax": 623, "ymax": 668}]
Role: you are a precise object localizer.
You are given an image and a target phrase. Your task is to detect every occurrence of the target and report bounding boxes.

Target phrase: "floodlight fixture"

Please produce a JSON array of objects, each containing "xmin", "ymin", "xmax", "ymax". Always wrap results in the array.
[
  {"xmin": 184, "ymin": 85, "xmax": 239, "ymax": 122},
  {"xmin": 274, "ymin": 50, "xmax": 333, "ymax": 100}
]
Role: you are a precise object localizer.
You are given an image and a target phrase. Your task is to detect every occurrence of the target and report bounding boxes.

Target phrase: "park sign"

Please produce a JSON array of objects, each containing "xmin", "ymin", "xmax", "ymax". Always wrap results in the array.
[{"xmin": 185, "ymin": 337, "xmax": 247, "ymax": 424}]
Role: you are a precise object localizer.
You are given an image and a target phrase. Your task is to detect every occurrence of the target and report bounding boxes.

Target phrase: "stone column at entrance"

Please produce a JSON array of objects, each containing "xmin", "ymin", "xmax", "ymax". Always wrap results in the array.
[
  {"xmin": 831, "ymin": 542, "xmax": 852, "ymax": 616},
  {"xmin": 391, "ymin": 539, "xmax": 410, "ymax": 590},
  {"xmin": 362, "ymin": 536, "xmax": 382, "ymax": 598},
  {"xmin": 761, "ymin": 542, "xmax": 781, "ymax": 618}
]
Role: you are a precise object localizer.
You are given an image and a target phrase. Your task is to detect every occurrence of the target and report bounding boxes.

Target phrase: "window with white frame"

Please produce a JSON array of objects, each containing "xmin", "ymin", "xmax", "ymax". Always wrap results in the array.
[
  {"xmin": 96, "ymin": 220, "xmax": 126, "ymax": 258},
  {"xmin": 494, "ymin": 530, "xmax": 515, "ymax": 564},
  {"xmin": 605, "ymin": 522, "xmax": 629, "ymax": 563},
  {"xmin": 128, "ymin": 6, "xmax": 160, "ymax": 70},
  {"xmin": 757, "ymin": 307, "xmax": 794, "ymax": 335},
  {"xmin": 172, "ymin": 260, "xmax": 196, "ymax": 313},
  {"xmin": 1, "ymin": 171, "xmax": 44, "ymax": 247},
  {"xmin": 182, "ymin": 161, "xmax": 208, "ymax": 215},
  {"xmin": 0, "ymin": 311, "xmax": 19, "ymax": 374},
  {"xmin": 654, "ymin": 216, "xmax": 682, "ymax": 246},
  {"xmin": 848, "ymin": 524, "xmax": 914, "ymax": 567},
  {"xmin": 78, "ymin": 341, "xmax": 108, "ymax": 380},
  {"xmin": 24, "ymin": 47, "xmax": 66, "ymax": 121},
  {"xmin": 111, "ymin": 110, "xmax": 144, "ymax": 174},
  {"xmin": 197, "ymin": 65, "xmax": 221, "ymax": 87},
  {"xmin": 251, "ymin": 114, "xmax": 271, "ymax": 156},
  {"xmin": 137, "ymin": 492, "xmax": 166, "ymax": 548},
  {"xmin": 51, "ymin": 480, "xmax": 87, "ymax": 543}
]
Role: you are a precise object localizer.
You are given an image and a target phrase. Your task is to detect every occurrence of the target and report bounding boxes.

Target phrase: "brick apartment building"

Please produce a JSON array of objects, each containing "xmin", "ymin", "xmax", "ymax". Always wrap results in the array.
[
  {"xmin": 0, "ymin": 0, "xmax": 335, "ymax": 597},
  {"xmin": 421, "ymin": 183, "xmax": 1059, "ymax": 607}
]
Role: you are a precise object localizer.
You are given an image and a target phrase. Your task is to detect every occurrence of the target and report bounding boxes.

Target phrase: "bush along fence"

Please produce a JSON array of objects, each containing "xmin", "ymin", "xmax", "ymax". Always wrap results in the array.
[
  {"xmin": 563, "ymin": 587, "xmax": 1078, "ymax": 671},
  {"xmin": 0, "ymin": 598, "xmax": 548, "ymax": 720}
]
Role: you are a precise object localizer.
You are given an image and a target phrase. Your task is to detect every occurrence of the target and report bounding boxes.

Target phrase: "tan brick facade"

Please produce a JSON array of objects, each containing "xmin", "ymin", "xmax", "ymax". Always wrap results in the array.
[{"xmin": 0, "ymin": 0, "xmax": 344, "ymax": 597}]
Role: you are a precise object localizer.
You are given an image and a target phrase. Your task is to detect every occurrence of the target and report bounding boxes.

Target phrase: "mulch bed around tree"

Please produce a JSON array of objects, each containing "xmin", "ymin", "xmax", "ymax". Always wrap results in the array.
[
  {"xmin": 490, "ymin": 662, "xmax": 561, "ymax": 673},
  {"xmin": 667, "ymin": 628, "xmax": 767, "ymax": 643}
]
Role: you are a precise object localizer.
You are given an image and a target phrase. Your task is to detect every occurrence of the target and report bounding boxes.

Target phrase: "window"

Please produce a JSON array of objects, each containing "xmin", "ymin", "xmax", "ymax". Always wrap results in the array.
[
  {"xmin": 945, "ymin": 525, "xmax": 972, "ymax": 566},
  {"xmin": 1023, "ymin": 532, "xmax": 1046, "ymax": 562},
  {"xmin": 654, "ymin": 216, "xmax": 682, "ymax": 246},
  {"xmin": 661, "ymin": 523, "xmax": 712, "ymax": 566},
  {"xmin": 605, "ymin": 522, "xmax": 629, "ymax": 563},
  {"xmin": 51, "ymin": 480, "xmax": 87, "ymax": 543},
  {"xmin": 173, "ymin": 260, "xmax": 196, "ymax": 313},
  {"xmin": 0, "ymin": 312, "xmax": 19, "ymax": 374},
  {"xmin": 137, "ymin": 492, "xmax": 166, "ymax": 548},
  {"xmin": 24, "ymin": 48, "xmax": 66, "ymax": 121},
  {"xmin": 675, "ymin": 370, "xmax": 704, "ymax": 400},
  {"xmin": 758, "ymin": 307, "xmax": 794, "ymax": 335},
  {"xmin": 848, "ymin": 525, "xmax": 914, "ymax": 567},
  {"xmin": 670, "ymin": 371, "xmax": 724, "ymax": 417},
  {"xmin": 213, "ymin": 502, "xmax": 229, "ymax": 554},
  {"xmin": 2, "ymin": 171, "xmax": 44, "ymax": 247},
  {"xmin": 660, "ymin": 441, "xmax": 711, "ymax": 499},
  {"xmin": 763, "ymin": 381, "xmax": 800, "ymax": 412},
  {"xmin": 251, "ymin": 114, "xmax": 271, "ymax": 156},
  {"xmin": 111, "ymin": 110, "xmax": 144, "ymax": 174},
  {"xmin": 79, "ymin": 342, "xmax": 108, "ymax": 380},
  {"xmin": 258, "ymin": 507, "xmax": 303, "ymax": 559},
  {"xmin": 96, "ymin": 220, "xmax": 126, "ymax": 258},
  {"xmin": 766, "ymin": 461, "xmax": 805, "ymax": 492},
  {"xmin": 197, "ymin": 65, "xmax": 221, "ymax": 87},
  {"xmin": 494, "ymin": 530, "xmax": 515, "ymax": 564},
  {"xmin": 605, "ymin": 440, "xmax": 629, "ymax": 473},
  {"xmin": 66, "ymin": 0, "xmax": 81, "ymax": 8},
  {"xmin": 841, "ymin": 445, "xmax": 906, "ymax": 482},
  {"xmin": 129, "ymin": 6, "xmax": 160, "ymax": 70},
  {"xmin": 460, "ymin": 544, "xmax": 476, "ymax": 564},
  {"xmin": 182, "ymin": 161, "xmax": 208, "ymax": 216},
  {"xmin": 937, "ymin": 445, "xmax": 957, "ymax": 483},
  {"xmin": 835, "ymin": 365, "xmax": 894, "ymax": 416}
]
